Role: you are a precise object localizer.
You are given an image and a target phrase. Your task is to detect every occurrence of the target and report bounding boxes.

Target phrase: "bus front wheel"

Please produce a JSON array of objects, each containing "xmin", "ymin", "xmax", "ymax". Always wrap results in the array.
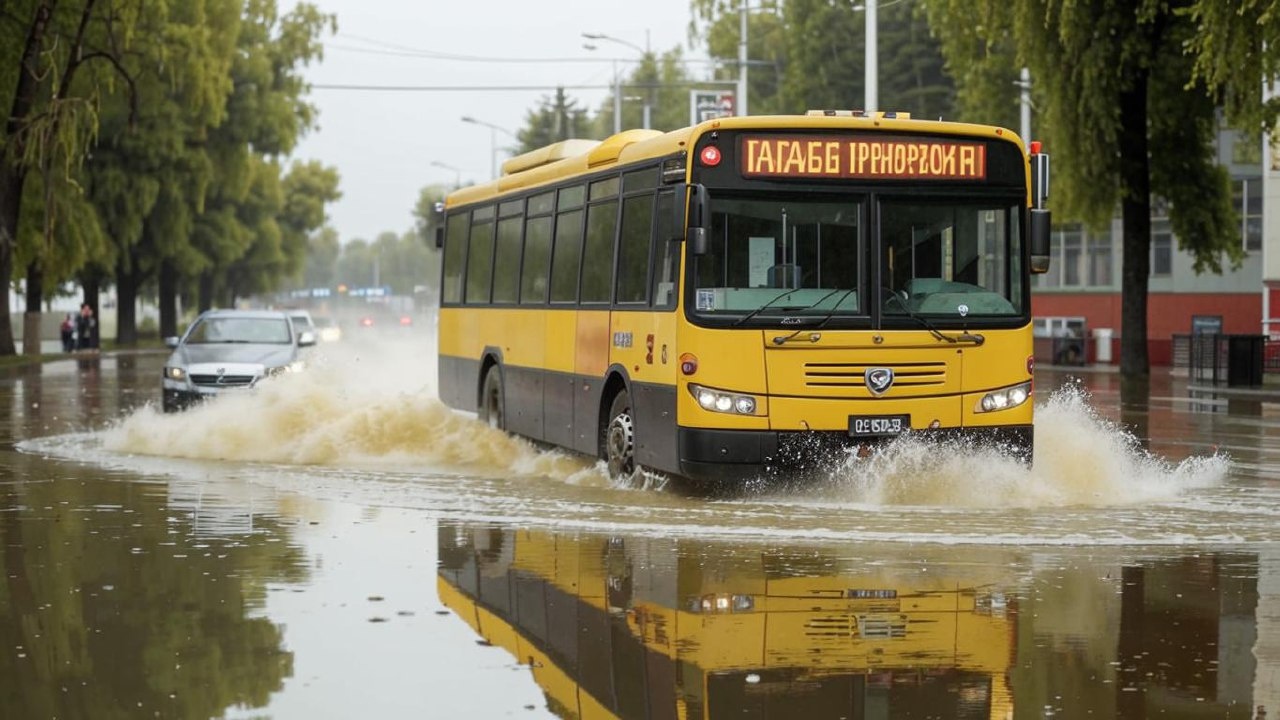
[
  {"xmin": 605, "ymin": 390, "xmax": 636, "ymax": 481},
  {"xmin": 479, "ymin": 366, "xmax": 505, "ymax": 430}
]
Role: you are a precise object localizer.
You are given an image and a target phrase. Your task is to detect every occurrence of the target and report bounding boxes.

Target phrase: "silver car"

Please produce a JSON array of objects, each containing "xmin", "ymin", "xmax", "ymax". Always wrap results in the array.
[{"xmin": 162, "ymin": 309, "xmax": 316, "ymax": 412}]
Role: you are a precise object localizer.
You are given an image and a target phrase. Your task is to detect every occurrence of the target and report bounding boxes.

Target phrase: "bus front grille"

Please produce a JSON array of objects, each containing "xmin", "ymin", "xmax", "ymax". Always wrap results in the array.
[{"xmin": 803, "ymin": 362, "xmax": 947, "ymax": 389}]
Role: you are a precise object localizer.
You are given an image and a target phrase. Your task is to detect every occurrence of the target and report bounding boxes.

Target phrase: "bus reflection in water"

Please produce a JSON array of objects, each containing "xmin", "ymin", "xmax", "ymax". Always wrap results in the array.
[
  {"xmin": 437, "ymin": 522, "xmax": 1015, "ymax": 719},
  {"xmin": 435, "ymin": 111, "xmax": 1053, "ymax": 485}
]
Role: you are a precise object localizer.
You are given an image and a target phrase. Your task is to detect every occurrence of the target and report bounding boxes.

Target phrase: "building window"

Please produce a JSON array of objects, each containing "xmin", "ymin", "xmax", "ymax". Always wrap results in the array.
[
  {"xmin": 1235, "ymin": 178, "xmax": 1263, "ymax": 252},
  {"xmin": 1087, "ymin": 231, "xmax": 1112, "ymax": 287},
  {"xmin": 1151, "ymin": 219, "xmax": 1173, "ymax": 277},
  {"xmin": 1061, "ymin": 227, "xmax": 1083, "ymax": 286}
]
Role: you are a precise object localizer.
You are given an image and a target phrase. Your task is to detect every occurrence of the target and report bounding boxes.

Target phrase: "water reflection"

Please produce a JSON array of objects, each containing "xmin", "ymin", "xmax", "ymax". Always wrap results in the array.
[
  {"xmin": 0, "ymin": 463, "xmax": 308, "ymax": 718},
  {"xmin": 439, "ymin": 522, "xmax": 1016, "ymax": 718},
  {"xmin": 438, "ymin": 521, "xmax": 1273, "ymax": 719}
]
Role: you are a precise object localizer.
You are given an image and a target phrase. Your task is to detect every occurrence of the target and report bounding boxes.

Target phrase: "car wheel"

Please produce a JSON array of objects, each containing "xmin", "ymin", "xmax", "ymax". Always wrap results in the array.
[
  {"xmin": 479, "ymin": 366, "xmax": 505, "ymax": 430},
  {"xmin": 604, "ymin": 389, "xmax": 637, "ymax": 482}
]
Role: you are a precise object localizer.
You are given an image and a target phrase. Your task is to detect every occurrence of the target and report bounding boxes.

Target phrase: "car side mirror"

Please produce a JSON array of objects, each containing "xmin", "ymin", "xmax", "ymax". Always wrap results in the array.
[
  {"xmin": 298, "ymin": 331, "xmax": 317, "ymax": 347},
  {"xmin": 164, "ymin": 336, "xmax": 180, "ymax": 349}
]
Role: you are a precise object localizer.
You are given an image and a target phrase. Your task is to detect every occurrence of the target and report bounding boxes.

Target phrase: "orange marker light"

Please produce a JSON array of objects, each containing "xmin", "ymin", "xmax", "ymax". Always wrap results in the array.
[{"xmin": 680, "ymin": 353, "xmax": 698, "ymax": 375}]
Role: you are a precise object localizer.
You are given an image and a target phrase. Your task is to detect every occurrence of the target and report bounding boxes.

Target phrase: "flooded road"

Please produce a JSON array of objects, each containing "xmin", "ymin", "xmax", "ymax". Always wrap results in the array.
[{"xmin": 2, "ymin": 340, "xmax": 1278, "ymax": 718}]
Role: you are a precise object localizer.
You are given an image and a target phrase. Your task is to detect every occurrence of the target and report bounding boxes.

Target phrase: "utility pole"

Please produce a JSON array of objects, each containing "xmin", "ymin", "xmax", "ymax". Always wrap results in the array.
[
  {"xmin": 865, "ymin": 0, "xmax": 877, "ymax": 112},
  {"xmin": 1020, "ymin": 67, "xmax": 1032, "ymax": 141},
  {"xmin": 738, "ymin": 1, "xmax": 749, "ymax": 117}
]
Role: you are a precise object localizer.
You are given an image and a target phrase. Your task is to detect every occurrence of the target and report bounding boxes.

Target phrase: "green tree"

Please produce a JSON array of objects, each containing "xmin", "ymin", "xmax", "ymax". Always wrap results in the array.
[
  {"xmin": 593, "ymin": 48, "xmax": 703, "ymax": 134},
  {"xmin": 1189, "ymin": 0, "xmax": 1280, "ymax": 131},
  {"xmin": 694, "ymin": 2, "xmax": 787, "ymax": 116},
  {"xmin": 302, "ymin": 225, "xmax": 340, "ymax": 291},
  {"xmin": 516, "ymin": 87, "xmax": 595, "ymax": 153},
  {"xmin": 691, "ymin": 0, "xmax": 953, "ymax": 119},
  {"xmin": 925, "ymin": 0, "xmax": 1238, "ymax": 378},
  {"xmin": 0, "ymin": 0, "xmax": 149, "ymax": 355},
  {"xmin": 182, "ymin": 1, "xmax": 334, "ymax": 320}
]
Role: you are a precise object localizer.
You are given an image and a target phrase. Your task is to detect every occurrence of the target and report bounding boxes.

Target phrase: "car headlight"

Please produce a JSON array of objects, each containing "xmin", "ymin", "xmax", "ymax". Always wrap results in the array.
[
  {"xmin": 267, "ymin": 360, "xmax": 306, "ymax": 377},
  {"xmin": 975, "ymin": 381, "xmax": 1032, "ymax": 413},
  {"xmin": 687, "ymin": 383, "xmax": 760, "ymax": 415},
  {"xmin": 164, "ymin": 366, "xmax": 186, "ymax": 381}
]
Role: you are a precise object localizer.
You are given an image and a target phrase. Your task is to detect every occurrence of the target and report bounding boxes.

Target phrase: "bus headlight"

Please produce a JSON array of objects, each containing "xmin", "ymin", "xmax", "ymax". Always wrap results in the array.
[
  {"xmin": 976, "ymin": 382, "xmax": 1032, "ymax": 413},
  {"xmin": 689, "ymin": 384, "xmax": 759, "ymax": 415}
]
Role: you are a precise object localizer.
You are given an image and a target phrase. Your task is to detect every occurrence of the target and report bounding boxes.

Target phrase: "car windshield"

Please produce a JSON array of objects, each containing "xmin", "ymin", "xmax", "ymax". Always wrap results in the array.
[
  {"xmin": 185, "ymin": 317, "xmax": 291, "ymax": 344},
  {"xmin": 290, "ymin": 314, "xmax": 313, "ymax": 328},
  {"xmin": 692, "ymin": 195, "xmax": 862, "ymax": 317}
]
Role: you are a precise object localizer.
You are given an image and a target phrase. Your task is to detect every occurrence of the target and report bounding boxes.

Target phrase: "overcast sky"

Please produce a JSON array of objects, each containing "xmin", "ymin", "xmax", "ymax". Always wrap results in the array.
[{"xmin": 289, "ymin": 0, "xmax": 707, "ymax": 244}]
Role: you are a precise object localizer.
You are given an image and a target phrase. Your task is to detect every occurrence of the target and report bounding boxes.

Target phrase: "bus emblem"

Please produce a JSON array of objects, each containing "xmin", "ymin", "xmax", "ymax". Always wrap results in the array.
[{"xmin": 865, "ymin": 367, "xmax": 894, "ymax": 396}]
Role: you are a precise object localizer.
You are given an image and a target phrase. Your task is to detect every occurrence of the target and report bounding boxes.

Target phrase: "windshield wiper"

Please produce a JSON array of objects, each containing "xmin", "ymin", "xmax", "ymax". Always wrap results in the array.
[
  {"xmin": 731, "ymin": 289, "xmax": 809, "ymax": 327},
  {"xmin": 771, "ymin": 288, "xmax": 856, "ymax": 345},
  {"xmin": 883, "ymin": 292, "xmax": 985, "ymax": 346}
]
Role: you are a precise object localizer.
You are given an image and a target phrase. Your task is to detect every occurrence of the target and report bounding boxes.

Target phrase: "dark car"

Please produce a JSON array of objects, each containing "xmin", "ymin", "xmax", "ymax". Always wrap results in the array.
[{"xmin": 161, "ymin": 309, "xmax": 316, "ymax": 412}]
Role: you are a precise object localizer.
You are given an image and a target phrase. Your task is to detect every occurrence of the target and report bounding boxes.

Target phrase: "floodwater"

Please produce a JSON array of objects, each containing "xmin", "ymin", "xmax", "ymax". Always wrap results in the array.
[{"xmin": 2, "ymin": 337, "xmax": 1278, "ymax": 718}]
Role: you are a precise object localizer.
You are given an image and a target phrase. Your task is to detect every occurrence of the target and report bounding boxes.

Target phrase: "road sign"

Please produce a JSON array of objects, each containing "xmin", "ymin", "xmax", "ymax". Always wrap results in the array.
[{"xmin": 690, "ymin": 90, "xmax": 736, "ymax": 125}]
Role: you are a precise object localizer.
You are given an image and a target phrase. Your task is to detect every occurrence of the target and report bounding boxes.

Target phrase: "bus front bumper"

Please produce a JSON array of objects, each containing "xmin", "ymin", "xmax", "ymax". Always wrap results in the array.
[{"xmin": 677, "ymin": 425, "xmax": 1034, "ymax": 482}]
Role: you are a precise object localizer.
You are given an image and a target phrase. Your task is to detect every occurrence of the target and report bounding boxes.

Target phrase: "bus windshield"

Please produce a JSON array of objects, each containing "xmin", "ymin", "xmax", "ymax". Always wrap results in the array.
[
  {"xmin": 880, "ymin": 198, "xmax": 1023, "ymax": 318},
  {"xmin": 691, "ymin": 193, "xmax": 1025, "ymax": 322},
  {"xmin": 693, "ymin": 194, "xmax": 864, "ymax": 318}
]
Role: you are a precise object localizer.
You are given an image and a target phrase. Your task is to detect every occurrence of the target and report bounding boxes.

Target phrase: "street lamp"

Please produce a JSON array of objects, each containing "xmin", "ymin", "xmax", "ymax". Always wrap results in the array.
[
  {"xmin": 430, "ymin": 160, "xmax": 462, "ymax": 189},
  {"xmin": 582, "ymin": 32, "xmax": 651, "ymax": 132},
  {"xmin": 461, "ymin": 115, "xmax": 517, "ymax": 180}
]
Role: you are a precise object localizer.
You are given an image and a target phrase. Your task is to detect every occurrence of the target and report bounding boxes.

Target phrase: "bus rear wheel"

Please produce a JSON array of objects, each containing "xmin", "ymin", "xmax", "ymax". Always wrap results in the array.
[
  {"xmin": 479, "ymin": 366, "xmax": 505, "ymax": 430},
  {"xmin": 604, "ymin": 390, "xmax": 636, "ymax": 481}
]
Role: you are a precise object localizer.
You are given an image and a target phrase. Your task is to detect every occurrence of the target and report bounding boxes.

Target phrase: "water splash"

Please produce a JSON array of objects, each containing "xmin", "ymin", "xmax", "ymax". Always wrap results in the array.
[
  {"xmin": 99, "ymin": 338, "xmax": 1226, "ymax": 508},
  {"xmin": 101, "ymin": 338, "xmax": 595, "ymax": 483},
  {"xmin": 815, "ymin": 381, "xmax": 1229, "ymax": 508}
]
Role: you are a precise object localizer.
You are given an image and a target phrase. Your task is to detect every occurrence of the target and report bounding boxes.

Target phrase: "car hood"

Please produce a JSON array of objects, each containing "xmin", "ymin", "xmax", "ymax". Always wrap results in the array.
[{"xmin": 169, "ymin": 343, "xmax": 297, "ymax": 368}]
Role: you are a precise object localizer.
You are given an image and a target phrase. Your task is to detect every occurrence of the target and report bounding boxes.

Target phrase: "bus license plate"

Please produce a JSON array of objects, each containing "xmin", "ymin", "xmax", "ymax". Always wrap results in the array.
[{"xmin": 848, "ymin": 415, "xmax": 909, "ymax": 437}]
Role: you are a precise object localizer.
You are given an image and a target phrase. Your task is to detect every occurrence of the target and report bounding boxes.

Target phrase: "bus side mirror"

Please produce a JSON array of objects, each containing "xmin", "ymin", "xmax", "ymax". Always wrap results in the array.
[
  {"xmin": 688, "ymin": 227, "xmax": 707, "ymax": 255},
  {"xmin": 685, "ymin": 184, "xmax": 709, "ymax": 255},
  {"xmin": 433, "ymin": 202, "xmax": 446, "ymax": 249},
  {"xmin": 1030, "ymin": 208, "xmax": 1051, "ymax": 274}
]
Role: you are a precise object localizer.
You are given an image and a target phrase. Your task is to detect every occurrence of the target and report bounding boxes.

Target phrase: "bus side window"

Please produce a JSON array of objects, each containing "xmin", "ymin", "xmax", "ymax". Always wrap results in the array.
[
  {"xmin": 442, "ymin": 212, "xmax": 470, "ymax": 304},
  {"xmin": 652, "ymin": 190, "xmax": 677, "ymax": 309},
  {"xmin": 465, "ymin": 209, "xmax": 496, "ymax": 304},
  {"xmin": 581, "ymin": 198, "xmax": 619, "ymax": 303},
  {"xmin": 521, "ymin": 191, "xmax": 555, "ymax": 304},
  {"xmin": 492, "ymin": 215, "xmax": 523, "ymax": 304},
  {"xmin": 550, "ymin": 187, "xmax": 585, "ymax": 304},
  {"xmin": 616, "ymin": 193, "xmax": 654, "ymax": 304}
]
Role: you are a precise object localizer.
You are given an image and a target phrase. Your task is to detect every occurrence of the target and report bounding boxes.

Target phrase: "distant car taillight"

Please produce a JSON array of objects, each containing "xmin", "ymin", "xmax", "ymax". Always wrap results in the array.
[
  {"xmin": 359, "ymin": 317, "xmax": 374, "ymax": 327},
  {"xmin": 399, "ymin": 316, "xmax": 412, "ymax": 326}
]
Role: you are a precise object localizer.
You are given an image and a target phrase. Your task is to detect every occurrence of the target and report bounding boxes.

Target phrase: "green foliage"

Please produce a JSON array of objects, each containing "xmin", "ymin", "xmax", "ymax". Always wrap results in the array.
[
  {"xmin": 331, "ymin": 229, "xmax": 438, "ymax": 297},
  {"xmin": 517, "ymin": 87, "xmax": 595, "ymax": 152},
  {"xmin": 690, "ymin": 0, "xmax": 954, "ymax": 119},
  {"xmin": 920, "ymin": 0, "xmax": 1021, "ymax": 128},
  {"xmin": 0, "ymin": 473, "xmax": 306, "ymax": 718},
  {"xmin": 412, "ymin": 183, "xmax": 448, "ymax": 246},
  {"xmin": 1188, "ymin": 0, "xmax": 1280, "ymax": 132}
]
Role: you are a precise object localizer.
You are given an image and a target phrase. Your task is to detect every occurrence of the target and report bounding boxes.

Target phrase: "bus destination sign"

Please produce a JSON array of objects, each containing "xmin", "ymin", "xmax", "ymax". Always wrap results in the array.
[{"xmin": 740, "ymin": 135, "xmax": 987, "ymax": 180}]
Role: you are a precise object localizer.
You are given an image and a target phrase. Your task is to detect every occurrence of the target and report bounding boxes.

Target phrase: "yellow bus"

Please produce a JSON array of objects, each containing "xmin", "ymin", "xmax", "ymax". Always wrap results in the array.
[
  {"xmin": 437, "ymin": 521, "xmax": 1016, "ymax": 718},
  {"xmin": 435, "ymin": 112, "xmax": 1051, "ymax": 483}
]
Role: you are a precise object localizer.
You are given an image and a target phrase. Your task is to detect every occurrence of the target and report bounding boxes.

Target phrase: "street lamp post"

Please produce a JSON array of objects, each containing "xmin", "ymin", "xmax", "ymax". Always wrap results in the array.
[
  {"xmin": 582, "ymin": 32, "xmax": 651, "ymax": 132},
  {"xmin": 430, "ymin": 160, "xmax": 462, "ymax": 189},
  {"xmin": 461, "ymin": 115, "xmax": 517, "ymax": 180}
]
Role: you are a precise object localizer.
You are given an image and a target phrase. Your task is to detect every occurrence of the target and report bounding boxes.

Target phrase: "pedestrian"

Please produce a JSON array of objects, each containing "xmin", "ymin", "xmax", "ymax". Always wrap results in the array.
[
  {"xmin": 60, "ymin": 313, "xmax": 75, "ymax": 352},
  {"xmin": 76, "ymin": 303, "xmax": 97, "ymax": 352}
]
